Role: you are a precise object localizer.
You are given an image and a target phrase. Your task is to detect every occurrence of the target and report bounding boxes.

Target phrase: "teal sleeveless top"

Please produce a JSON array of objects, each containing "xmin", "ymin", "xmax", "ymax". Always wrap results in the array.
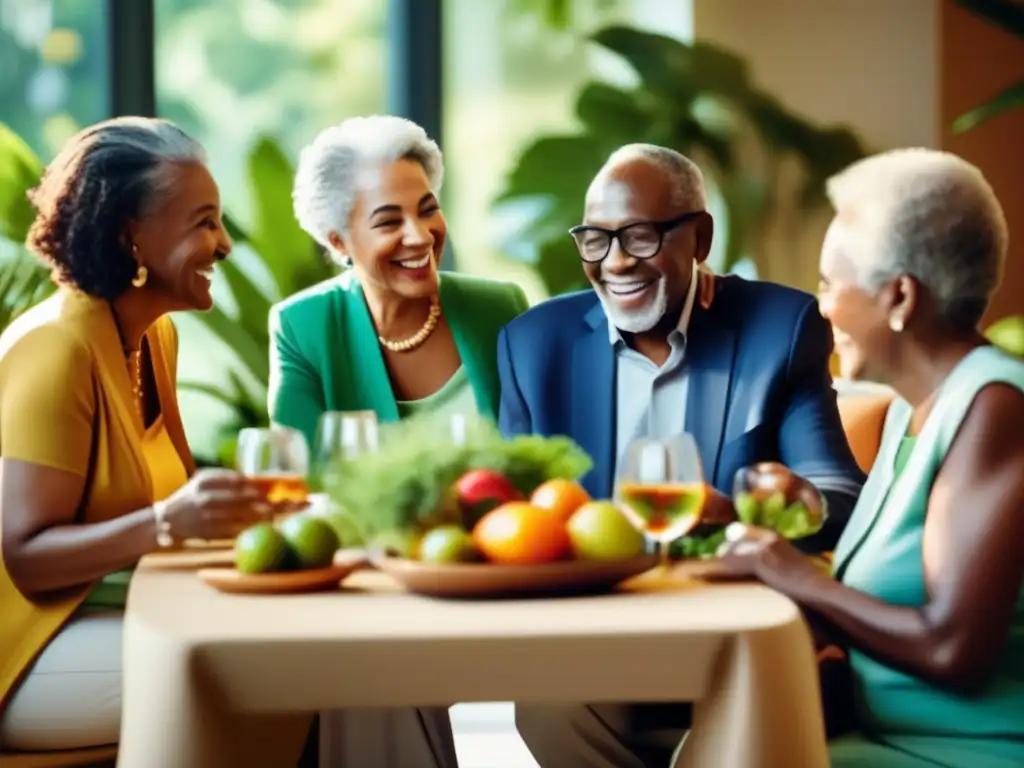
[{"xmin": 829, "ymin": 346, "xmax": 1024, "ymax": 767}]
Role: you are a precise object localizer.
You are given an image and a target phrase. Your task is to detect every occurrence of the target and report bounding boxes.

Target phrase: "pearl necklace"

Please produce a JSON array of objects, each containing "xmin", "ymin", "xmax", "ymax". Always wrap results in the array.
[{"xmin": 377, "ymin": 295, "xmax": 441, "ymax": 353}]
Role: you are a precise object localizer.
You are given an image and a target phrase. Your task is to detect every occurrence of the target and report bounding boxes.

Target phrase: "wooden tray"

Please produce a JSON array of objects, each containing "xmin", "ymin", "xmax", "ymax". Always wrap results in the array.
[{"xmin": 372, "ymin": 554, "xmax": 659, "ymax": 599}]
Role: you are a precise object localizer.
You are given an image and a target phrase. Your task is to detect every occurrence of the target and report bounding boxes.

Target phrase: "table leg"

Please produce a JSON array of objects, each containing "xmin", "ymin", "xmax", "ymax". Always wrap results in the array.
[
  {"xmin": 675, "ymin": 619, "xmax": 829, "ymax": 768},
  {"xmin": 118, "ymin": 614, "xmax": 310, "ymax": 768}
]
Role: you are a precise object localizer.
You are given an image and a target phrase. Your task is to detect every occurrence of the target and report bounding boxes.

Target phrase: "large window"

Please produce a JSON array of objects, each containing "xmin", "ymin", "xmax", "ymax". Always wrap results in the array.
[
  {"xmin": 154, "ymin": 0, "xmax": 387, "ymax": 458},
  {"xmin": 154, "ymin": 0, "xmax": 386, "ymax": 220},
  {"xmin": 442, "ymin": 0, "xmax": 692, "ymax": 303},
  {"xmin": 0, "ymin": 0, "xmax": 109, "ymax": 159}
]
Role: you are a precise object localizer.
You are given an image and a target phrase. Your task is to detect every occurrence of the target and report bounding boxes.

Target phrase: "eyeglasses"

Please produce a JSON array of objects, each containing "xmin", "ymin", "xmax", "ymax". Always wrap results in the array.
[{"xmin": 569, "ymin": 211, "xmax": 704, "ymax": 264}]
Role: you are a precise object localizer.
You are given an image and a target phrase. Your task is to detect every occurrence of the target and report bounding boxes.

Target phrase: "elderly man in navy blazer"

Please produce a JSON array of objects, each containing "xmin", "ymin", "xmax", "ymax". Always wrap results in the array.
[{"xmin": 499, "ymin": 143, "xmax": 864, "ymax": 767}]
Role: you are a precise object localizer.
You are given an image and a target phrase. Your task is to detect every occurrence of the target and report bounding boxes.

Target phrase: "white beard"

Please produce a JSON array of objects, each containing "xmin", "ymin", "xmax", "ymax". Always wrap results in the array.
[{"xmin": 597, "ymin": 277, "xmax": 669, "ymax": 334}]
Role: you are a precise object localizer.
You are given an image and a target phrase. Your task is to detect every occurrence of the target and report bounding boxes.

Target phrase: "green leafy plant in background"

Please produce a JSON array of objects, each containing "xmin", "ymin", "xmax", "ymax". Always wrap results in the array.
[
  {"xmin": 952, "ymin": 0, "xmax": 1024, "ymax": 133},
  {"xmin": 509, "ymin": 0, "xmax": 617, "ymax": 30},
  {"xmin": 185, "ymin": 137, "xmax": 335, "ymax": 465},
  {"xmin": 0, "ymin": 123, "xmax": 56, "ymax": 327},
  {"xmin": 0, "ymin": 122, "xmax": 333, "ymax": 465},
  {"xmin": 492, "ymin": 26, "xmax": 867, "ymax": 297}
]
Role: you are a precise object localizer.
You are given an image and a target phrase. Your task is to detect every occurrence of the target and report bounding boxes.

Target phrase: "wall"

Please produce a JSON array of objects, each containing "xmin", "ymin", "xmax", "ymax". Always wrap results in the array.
[
  {"xmin": 941, "ymin": 0, "xmax": 1024, "ymax": 325},
  {"xmin": 692, "ymin": 0, "xmax": 940, "ymax": 291}
]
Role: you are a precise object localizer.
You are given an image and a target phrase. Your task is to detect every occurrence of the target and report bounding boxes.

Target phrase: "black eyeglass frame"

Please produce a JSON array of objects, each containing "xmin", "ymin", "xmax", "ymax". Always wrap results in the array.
[{"xmin": 568, "ymin": 211, "xmax": 705, "ymax": 263}]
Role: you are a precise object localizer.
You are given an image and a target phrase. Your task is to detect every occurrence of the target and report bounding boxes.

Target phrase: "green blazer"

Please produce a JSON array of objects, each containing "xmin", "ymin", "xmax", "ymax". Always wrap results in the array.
[{"xmin": 268, "ymin": 270, "xmax": 530, "ymax": 449}]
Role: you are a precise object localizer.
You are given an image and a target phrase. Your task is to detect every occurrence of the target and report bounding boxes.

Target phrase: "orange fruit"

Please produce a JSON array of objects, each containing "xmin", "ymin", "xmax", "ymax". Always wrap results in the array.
[
  {"xmin": 472, "ymin": 502, "xmax": 571, "ymax": 565},
  {"xmin": 530, "ymin": 479, "xmax": 591, "ymax": 524}
]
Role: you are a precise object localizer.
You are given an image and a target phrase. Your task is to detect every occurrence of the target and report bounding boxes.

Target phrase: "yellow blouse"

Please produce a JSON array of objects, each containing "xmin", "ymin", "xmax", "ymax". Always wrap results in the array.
[
  {"xmin": 141, "ymin": 416, "xmax": 190, "ymax": 502},
  {"xmin": 0, "ymin": 289, "xmax": 195, "ymax": 710},
  {"xmin": 80, "ymin": 416, "xmax": 190, "ymax": 612}
]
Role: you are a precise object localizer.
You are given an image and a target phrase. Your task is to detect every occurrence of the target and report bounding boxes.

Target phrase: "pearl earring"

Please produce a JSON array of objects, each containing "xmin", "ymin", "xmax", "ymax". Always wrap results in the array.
[{"xmin": 889, "ymin": 315, "xmax": 904, "ymax": 333}]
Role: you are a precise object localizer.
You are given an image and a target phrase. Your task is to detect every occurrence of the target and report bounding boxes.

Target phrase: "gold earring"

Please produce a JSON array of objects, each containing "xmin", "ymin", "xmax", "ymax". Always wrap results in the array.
[
  {"xmin": 132, "ymin": 265, "xmax": 148, "ymax": 288},
  {"xmin": 889, "ymin": 315, "xmax": 904, "ymax": 333}
]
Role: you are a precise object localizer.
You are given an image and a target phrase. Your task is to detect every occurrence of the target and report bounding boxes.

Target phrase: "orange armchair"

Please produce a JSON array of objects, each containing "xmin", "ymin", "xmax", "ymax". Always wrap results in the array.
[{"xmin": 837, "ymin": 393, "xmax": 893, "ymax": 474}]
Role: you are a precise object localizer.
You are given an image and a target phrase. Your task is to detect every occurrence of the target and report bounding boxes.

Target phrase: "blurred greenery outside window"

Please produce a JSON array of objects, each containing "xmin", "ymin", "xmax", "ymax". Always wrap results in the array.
[
  {"xmin": 153, "ymin": 0, "xmax": 387, "ymax": 457},
  {"xmin": 442, "ymin": 0, "xmax": 698, "ymax": 304},
  {"xmin": 0, "ymin": 0, "xmax": 108, "ymax": 265}
]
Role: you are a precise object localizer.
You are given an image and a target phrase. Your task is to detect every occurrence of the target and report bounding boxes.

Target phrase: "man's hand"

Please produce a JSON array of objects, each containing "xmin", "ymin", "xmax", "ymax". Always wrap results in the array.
[
  {"xmin": 738, "ymin": 461, "xmax": 827, "ymax": 523},
  {"xmin": 701, "ymin": 487, "xmax": 738, "ymax": 526}
]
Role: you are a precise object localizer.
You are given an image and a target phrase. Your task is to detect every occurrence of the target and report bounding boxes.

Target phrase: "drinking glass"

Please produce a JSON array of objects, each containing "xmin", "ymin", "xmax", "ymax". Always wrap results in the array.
[
  {"xmin": 235, "ymin": 427, "xmax": 310, "ymax": 504},
  {"xmin": 311, "ymin": 411, "xmax": 380, "ymax": 488},
  {"xmin": 445, "ymin": 412, "xmax": 473, "ymax": 446},
  {"xmin": 732, "ymin": 463, "xmax": 826, "ymax": 538},
  {"xmin": 615, "ymin": 434, "xmax": 707, "ymax": 568}
]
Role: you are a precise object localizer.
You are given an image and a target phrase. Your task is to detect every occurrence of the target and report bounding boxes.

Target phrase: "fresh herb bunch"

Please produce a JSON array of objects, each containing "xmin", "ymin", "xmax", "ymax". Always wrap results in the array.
[{"xmin": 322, "ymin": 416, "xmax": 592, "ymax": 541}]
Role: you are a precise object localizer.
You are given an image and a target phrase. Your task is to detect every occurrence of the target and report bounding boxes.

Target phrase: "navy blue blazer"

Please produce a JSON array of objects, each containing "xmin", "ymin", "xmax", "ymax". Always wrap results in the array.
[{"xmin": 497, "ymin": 276, "xmax": 866, "ymax": 551}]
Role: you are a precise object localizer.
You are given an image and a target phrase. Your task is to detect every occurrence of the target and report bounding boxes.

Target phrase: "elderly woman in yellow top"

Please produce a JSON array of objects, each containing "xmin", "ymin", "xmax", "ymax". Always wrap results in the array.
[{"xmin": 0, "ymin": 118, "xmax": 273, "ymax": 753}]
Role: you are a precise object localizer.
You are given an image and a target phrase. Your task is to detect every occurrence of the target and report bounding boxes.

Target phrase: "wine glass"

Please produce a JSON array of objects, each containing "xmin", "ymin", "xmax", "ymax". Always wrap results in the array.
[
  {"xmin": 732, "ymin": 463, "xmax": 826, "ymax": 538},
  {"xmin": 311, "ymin": 411, "xmax": 380, "ymax": 487},
  {"xmin": 446, "ymin": 412, "xmax": 469, "ymax": 445},
  {"xmin": 235, "ymin": 427, "xmax": 310, "ymax": 504},
  {"xmin": 615, "ymin": 434, "xmax": 707, "ymax": 568}
]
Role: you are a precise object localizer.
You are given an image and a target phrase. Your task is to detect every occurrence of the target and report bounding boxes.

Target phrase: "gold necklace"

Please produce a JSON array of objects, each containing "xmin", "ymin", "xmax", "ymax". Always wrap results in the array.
[
  {"xmin": 377, "ymin": 295, "xmax": 442, "ymax": 353},
  {"xmin": 110, "ymin": 304, "xmax": 145, "ymax": 420},
  {"xmin": 126, "ymin": 347, "xmax": 144, "ymax": 420}
]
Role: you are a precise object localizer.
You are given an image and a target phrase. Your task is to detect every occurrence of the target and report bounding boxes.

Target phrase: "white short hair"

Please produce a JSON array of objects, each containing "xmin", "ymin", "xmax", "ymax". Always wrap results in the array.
[
  {"xmin": 826, "ymin": 148, "xmax": 1007, "ymax": 329},
  {"xmin": 292, "ymin": 115, "xmax": 444, "ymax": 248},
  {"xmin": 606, "ymin": 144, "xmax": 708, "ymax": 209}
]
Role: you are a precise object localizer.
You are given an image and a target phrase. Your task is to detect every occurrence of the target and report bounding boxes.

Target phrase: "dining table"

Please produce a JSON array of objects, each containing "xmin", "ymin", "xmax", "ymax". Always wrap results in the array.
[{"xmin": 118, "ymin": 555, "xmax": 828, "ymax": 767}]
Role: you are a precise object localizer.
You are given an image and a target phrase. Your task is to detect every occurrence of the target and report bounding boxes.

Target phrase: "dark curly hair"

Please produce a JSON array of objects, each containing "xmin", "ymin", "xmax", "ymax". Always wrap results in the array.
[{"xmin": 26, "ymin": 117, "xmax": 206, "ymax": 300}]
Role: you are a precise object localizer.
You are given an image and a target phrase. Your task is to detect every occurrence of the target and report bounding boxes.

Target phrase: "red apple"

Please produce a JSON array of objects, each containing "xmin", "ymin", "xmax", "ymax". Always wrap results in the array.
[{"xmin": 454, "ymin": 469, "xmax": 523, "ymax": 523}]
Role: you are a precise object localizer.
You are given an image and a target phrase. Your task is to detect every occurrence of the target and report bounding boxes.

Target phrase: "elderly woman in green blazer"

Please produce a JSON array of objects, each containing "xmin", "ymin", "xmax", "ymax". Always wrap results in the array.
[
  {"xmin": 268, "ymin": 115, "xmax": 527, "ymax": 768},
  {"xmin": 270, "ymin": 116, "xmax": 528, "ymax": 452}
]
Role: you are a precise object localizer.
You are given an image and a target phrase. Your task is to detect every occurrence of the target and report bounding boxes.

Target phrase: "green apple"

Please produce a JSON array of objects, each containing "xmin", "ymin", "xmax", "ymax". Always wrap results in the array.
[
  {"xmin": 235, "ymin": 523, "xmax": 294, "ymax": 574},
  {"xmin": 418, "ymin": 525, "xmax": 479, "ymax": 564},
  {"xmin": 278, "ymin": 514, "xmax": 340, "ymax": 570},
  {"xmin": 567, "ymin": 501, "xmax": 645, "ymax": 561}
]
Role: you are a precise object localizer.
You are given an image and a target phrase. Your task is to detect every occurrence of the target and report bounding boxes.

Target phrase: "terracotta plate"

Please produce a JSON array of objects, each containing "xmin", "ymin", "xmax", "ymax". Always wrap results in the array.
[
  {"xmin": 373, "ymin": 554, "xmax": 660, "ymax": 599},
  {"xmin": 197, "ymin": 551, "xmax": 368, "ymax": 595}
]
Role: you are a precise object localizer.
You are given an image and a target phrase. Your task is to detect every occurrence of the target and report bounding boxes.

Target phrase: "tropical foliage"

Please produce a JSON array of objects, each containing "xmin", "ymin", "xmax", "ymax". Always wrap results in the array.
[{"xmin": 492, "ymin": 27, "xmax": 867, "ymax": 297}]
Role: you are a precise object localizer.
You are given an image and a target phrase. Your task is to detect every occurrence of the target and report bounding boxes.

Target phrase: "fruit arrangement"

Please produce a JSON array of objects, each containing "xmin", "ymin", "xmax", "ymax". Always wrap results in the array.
[
  {"xmin": 234, "ymin": 513, "xmax": 341, "ymax": 575},
  {"xmin": 415, "ymin": 476, "xmax": 646, "ymax": 565},
  {"xmin": 320, "ymin": 416, "xmax": 596, "ymax": 556}
]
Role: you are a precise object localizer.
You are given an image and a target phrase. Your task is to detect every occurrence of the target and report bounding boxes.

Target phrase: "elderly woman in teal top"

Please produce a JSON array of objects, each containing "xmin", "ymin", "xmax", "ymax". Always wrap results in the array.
[
  {"xmin": 269, "ymin": 115, "xmax": 528, "ymax": 768},
  {"xmin": 717, "ymin": 148, "xmax": 1024, "ymax": 768}
]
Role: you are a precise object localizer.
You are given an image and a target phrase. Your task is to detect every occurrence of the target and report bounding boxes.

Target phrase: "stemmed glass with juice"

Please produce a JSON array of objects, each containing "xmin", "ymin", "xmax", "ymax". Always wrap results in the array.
[
  {"xmin": 311, "ymin": 411, "xmax": 380, "ymax": 490},
  {"xmin": 235, "ymin": 427, "xmax": 310, "ymax": 506},
  {"xmin": 615, "ymin": 434, "xmax": 707, "ymax": 568}
]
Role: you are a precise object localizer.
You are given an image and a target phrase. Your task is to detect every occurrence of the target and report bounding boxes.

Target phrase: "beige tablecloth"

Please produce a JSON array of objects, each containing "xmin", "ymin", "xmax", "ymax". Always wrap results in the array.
[{"xmin": 119, "ymin": 560, "xmax": 827, "ymax": 767}]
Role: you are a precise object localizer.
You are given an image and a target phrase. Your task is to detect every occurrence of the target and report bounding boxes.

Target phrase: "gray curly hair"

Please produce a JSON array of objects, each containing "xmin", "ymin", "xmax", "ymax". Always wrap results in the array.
[
  {"xmin": 292, "ymin": 115, "xmax": 444, "ymax": 256},
  {"xmin": 826, "ymin": 148, "xmax": 1007, "ymax": 331}
]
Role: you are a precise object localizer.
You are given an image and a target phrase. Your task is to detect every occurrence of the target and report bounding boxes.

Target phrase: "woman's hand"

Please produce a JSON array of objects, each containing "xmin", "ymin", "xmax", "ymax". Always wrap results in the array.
[
  {"xmin": 716, "ymin": 523, "xmax": 830, "ymax": 587},
  {"xmin": 161, "ymin": 469, "xmax": 272, "ymax": 541}
]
